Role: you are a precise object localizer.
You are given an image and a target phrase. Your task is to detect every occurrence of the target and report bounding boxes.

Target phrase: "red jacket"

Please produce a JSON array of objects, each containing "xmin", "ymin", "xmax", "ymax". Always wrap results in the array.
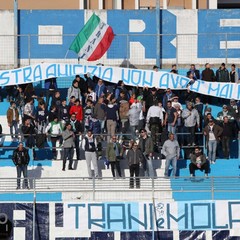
[{"xmin": 70, "ymin": 105, "xmax": 83, "ymax": 121}]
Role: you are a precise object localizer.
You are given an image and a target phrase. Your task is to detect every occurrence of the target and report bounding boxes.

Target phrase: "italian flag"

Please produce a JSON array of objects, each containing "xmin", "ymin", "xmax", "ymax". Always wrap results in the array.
[{"xmin": 69, "ymin": 13, "xmax": 114, "ymax": 61}]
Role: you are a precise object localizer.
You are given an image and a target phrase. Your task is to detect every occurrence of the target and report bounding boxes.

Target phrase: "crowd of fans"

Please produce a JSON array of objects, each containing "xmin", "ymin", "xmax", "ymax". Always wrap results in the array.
[{"xmin": 1, "ymin": 63, "xmax": 240, "ymax": 183}]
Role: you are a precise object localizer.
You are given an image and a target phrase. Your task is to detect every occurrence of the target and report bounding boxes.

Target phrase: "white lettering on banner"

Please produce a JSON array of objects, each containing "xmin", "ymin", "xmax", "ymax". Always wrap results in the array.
[{"xmin": 0, "ymin": 63, "xmax": 239, "ymax": 100}]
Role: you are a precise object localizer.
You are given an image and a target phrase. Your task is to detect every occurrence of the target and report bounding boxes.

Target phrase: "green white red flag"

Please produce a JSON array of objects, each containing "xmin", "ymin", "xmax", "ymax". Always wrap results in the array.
[{"xmin": 69, "ymin": 13, "xmax": 114, "ymax": 61}]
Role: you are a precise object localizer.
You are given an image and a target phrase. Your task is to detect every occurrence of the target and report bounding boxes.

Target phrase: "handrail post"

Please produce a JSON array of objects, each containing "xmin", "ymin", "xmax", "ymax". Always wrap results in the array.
[
  {"xmin": 211, "ymin": 176, "xmax": 214, "ymax": 200},
  {"xmin": 93, "ymin": 177, "xmax": 95, "ymax": 201},
  {"xmin": 33, "ymin": 178, "xmax": 36, "ymax": 240}
]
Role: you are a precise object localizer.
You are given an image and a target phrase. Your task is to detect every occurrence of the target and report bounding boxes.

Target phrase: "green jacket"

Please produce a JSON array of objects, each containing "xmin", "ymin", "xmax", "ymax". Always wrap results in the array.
[{"xmin": 106, "ymin": 142, "xmax": 123, "ymax": 162}]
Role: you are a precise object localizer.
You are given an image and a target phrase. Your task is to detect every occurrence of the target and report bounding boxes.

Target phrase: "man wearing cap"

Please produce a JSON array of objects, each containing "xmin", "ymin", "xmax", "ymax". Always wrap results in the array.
[
  {"xmin": 204, "ymin": 119, "xmax": 223, "ymax": 164},
  {"xmin": 62, "ymin": 122, "xmax": 75, "ymax": 171}
]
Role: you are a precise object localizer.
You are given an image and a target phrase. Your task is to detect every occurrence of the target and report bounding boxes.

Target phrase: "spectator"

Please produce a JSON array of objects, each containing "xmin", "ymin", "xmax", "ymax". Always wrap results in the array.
[
  {"xmin": 182, "ymin": 102, "xmax": 200, "ymax": 146},
  {"xmin": 68, "ymin": 96, "xmax": 76, "ymax": 109},
  {"xmin": 48, "ymin": 105, "xmax": 58, "ymax": 123},
  {"xmin": 67, "ymin": 80, "xmax": 82, "ymax": 102},
  {"xmin": 62, "ymin": 122, "xmax": 75, "ymax": 171},
  {"xmin": 95, "ymin": 78, "xmax": 106, "ymax": 100},
  {"xmin": 126, "ymin": 142, "xmax": 144, "ymax": 188},
  {"xmin": 21, "ymin": 118, "xmax": 37, "ymax": 160},
  {"xmin": 106, "ymin": 135, "xmax": 124, "ymax": 178},
  {"xmin": 115, "ymin": 80, "xmax": 129, "ymax": 101},
  {"xmin": 138, "ymin": 129, "xmax": 154, "ymax": 178},
  {"xmin": 102, "ymin": 98, "xmax": 119, "ymax": 141},
  {"xmin": 146, "ymin": 101, "xmax": 164, "ymax": 151},
  {"xmin": 94, "ymin": 97, "xmax": 106, "ymax": 133},
  {"xmin": 51, "ymin": 91, "xmax": 62, "ymax": 115},
  {"xmin": 45, "ymin": 77, "xmax": 57, "ymax": 108},
  {"xmin": 15, "ymin": 86, "xmax": 25, "ymax": 117},
  {"xmin": 229, "ymin": 64, "xmax": 239, "ymax": 83},
  {"xmin": 82, "ymin": 130, "xmax": 99, "ymax": 179},
  {"xmin": 84, "ymin": 99, "xmax": 94, "ymax": 132},
  {"xmin": 184, "ymin": 88, "xmax": 197, "ymax": 105},
  {"xmin": 69, "ymin": 113, "xmax": 83, "ymax": 160},
  {"xmin": 119, "ymin": 92, "xmax": 130, "ymax": 138},
  {"xmin": 187, "ymin": 64, "xmax": 200, "ymax": 80},
  {"xmin": 143, "ymin": 87, "xmax": 161, "ymax": 116},
  {"xmin": 35, "ymin": 102, "xmax": 48, "ymax": 134},
  {"xmin": 189, "ymin": 146, "xmax": 209, "ymax": 177},
  {"xmin": 153, "ymin": 65, "xmax": 159, "ymax": 72},
  {"xmin": 45, "ymin": 116, "xmax": 63, "ymax": 160},
  {"xmin": 194, "ymin": 97, "xmax": 204, "ymax": 130},
  {"xmin": 162, "ymin": 88, "xmax": 175, "ymax": 110},
  {"xmin": 170, "ymin": 64, "xmax": 178, "ymax": 74},
  {"xmin": 59, "ymin": 99, "xmax": 70, "ymax": 125},
  {"xmin": 7, "ymin": 101, "xmax": 19, "ymax": 141},
  {"xmin": 69, "ymin": 99, "xmax": 83, "ymax": 123},
  {"xmin": 203, "ymin": 119, "xmax": 223, "ymax": 164},
  {"xmin": 161, "ymin": 133, "xmax": 180, "ymax": 178},
  {"xmin": 216, "ymin": 63, "xmax": 229, "ymax": 82},
  {"xmin": 86, "ymin": 86, "xmax": 96, "ymax": 103},
  {"xmin": 220, "ymin": 116, "xmax": 235, "ymax": 159},
  {"xmin": 75, "ymin": 75, "xmax": 87, "ymax": 97},
  {"xmin": 201, "ymin": 63, "xmax": 215, "ymax": 82},
  {"xmin": 175, "ymin": 104, "xmax": 184, "ymax": 146},
  {"xmin": 171, "ymin": 96, "xmax": 183, "ymax": 110},
  {"xmin": 23, "ymin": 98, "xmax": 35, "ymax": 123},
  {"xmin": 128, "ymin": 98, "xmax": 142, "ymax": 140},
  {"xmin": 228, "ymin": 99, "xmax": 240, "ymax": 131},
  {"xmin": 164, "ymin": 100, "xmax": 177, "ymax": 135},
  {"xmin": 216, "ymin": 105, "xmax": 234, "ymax": 124},
  {"xmin": 12, "ymin": 142, "xmax": 30, "ymax": 189},
  {"xmin": 24, "ymin": 83, "xmax": 37, "ymax": 101}
]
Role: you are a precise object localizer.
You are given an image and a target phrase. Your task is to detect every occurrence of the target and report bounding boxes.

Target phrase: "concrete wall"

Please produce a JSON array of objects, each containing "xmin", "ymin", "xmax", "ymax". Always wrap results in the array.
[{"xmin": 1, "ymin": 9, "xmax": 240, "ymax": 68}]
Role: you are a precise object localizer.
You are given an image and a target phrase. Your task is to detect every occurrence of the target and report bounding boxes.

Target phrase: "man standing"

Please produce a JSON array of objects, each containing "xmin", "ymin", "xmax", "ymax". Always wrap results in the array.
[
  {"xmin": 189, "ymin": 146, "xmax": 209, "ymax": 177},
  {"xmin": 12, "ymin": 142, "xmax": 30, "ymax": 189},
  {"xmin": 161, "ymin": 133, "xmax": 180, "ymax": 178},
  {"xmin": 164, "ymin": 101, "xmax": 178, "ymax": 135},
  {"xmin": 126, "ymin": 142, "xmax": 143, "ymax": 188},
  {"xmin": 62, "ymin": 122, "xmax": 75, "ymax": 171},
  {"xmin": 182, "ymin": 102, "xmax": 200, "ymax": 146},
  {"xmin": 204, "ymin": 119, "xmax": 223, "ymax": 164},
  {"xmin": 82, "ymin": 130, "xmax": 99, "ymax": 178},
  {"xmin": 106, "ymin": 135, "xmax": 124, "ymax": 178},
  {"xmin": 138, "ymin": 129, "xmax": 154, "ymax": 178},
  {"xmin": 7, "ymin": 101, "xmax": 19, "ymax": 141}
]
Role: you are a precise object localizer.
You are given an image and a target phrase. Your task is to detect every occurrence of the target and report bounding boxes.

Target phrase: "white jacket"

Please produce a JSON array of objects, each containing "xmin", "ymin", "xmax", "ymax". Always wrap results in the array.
[{"xmin": 146, "ymin": 106, "xmax": 164, "ymax": 123}]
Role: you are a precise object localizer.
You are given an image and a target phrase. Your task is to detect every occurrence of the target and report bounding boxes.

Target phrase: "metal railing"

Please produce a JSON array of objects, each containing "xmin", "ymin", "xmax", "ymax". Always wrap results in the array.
[
  {"xmin": 1, "ymin": 33, "xmax": 240, "ymax": 71},
  {"xmin": 1, "ymin": 176, "xmax": 240, "ymax": 201}
]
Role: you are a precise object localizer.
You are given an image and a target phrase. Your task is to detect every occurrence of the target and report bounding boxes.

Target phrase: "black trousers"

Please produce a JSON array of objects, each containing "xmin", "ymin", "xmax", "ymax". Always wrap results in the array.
[
  {"xmin": 221, "ymin": 136, "xmax": 230, "ymax": 158},
  {"xmin": 110, "ymin": 161, "xmax": 121, "ymax": 177},
  {"xmin": 189, "ymin": 162, "xmax": 209, "ymax": 176},
  {"xmin": 129, "ymin": 164, "xmax": 140, "ymax": 188}
]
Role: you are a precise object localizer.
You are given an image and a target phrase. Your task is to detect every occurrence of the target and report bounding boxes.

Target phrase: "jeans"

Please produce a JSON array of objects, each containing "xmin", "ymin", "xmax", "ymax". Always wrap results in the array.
[
  {"xmin": 144, "ymin": 157, "xmax": 154, "ymax": 178},
  {"xmin": 167, "ymin": 124, "xmax": 176, "ymax": 135},
  {"xmin": 208, "ymin": 140, "xmax": 217, "ymax": 162},
  {"xmin": 129, "ymin": 125, "xmax": 138, "ymax": 141},
  {"xmin": 164, "ymin": 156, "xmax": 177, "ymax": 177},
  {"xmin": 51, "ymin": 137, "xmax": 59, "ymax": 159},
  {"xmin": 16, "ymin": 165, "xmax": 28, "ymax": 188},
  {"xmin": 63, "ymin": 147, "xmax": 74, "ymax": 170},
  {"xmin": 10, "ymin": 120, "xmax": 18, "ymax": 139},
  {"xmin": 99, "ymin": 120, "xmax": 105, "ymax": 133}
]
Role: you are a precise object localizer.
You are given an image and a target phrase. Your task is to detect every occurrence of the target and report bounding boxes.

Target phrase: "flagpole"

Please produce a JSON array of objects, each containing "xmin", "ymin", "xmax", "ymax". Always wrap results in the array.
[{"xmin": 64, "ymin": 50, "xmax": 69, "ymax": 59}]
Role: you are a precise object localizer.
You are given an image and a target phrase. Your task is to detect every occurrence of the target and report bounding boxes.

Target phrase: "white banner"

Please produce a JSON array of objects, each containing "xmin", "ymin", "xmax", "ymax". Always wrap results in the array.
[
  {"xmin": 61, "ymin": 200, "xmax": 240, "ymax": 231},
  {"xmin": 0, "ymin": 63, "xmax": 239, "ymax": 100}
]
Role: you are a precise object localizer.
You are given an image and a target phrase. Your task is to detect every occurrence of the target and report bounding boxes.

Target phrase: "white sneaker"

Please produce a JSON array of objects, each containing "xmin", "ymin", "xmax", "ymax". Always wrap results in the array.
[{"xmin": 205, "ymin": 173, "xmax": 208, "ymax": 177}]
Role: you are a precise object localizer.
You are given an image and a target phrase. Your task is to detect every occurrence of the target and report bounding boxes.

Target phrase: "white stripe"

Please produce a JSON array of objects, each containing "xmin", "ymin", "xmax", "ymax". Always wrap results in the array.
[
  {"xmin": 220, "ymin": 19, "xmax": 240, "ymax": 27},
  {"xmin": 78, "ymin": 20, "xmax": 109, "ymax": 59},
  {"xmin": 220, "ymin": 40, "xmax": 240, "ymax": 49}
]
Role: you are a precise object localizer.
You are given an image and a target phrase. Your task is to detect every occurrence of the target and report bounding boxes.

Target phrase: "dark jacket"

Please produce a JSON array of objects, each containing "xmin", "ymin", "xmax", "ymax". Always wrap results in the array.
[
  {"xmin": 204, "ymin": 123, "xmax": 223, "ymax": 143},
  {"xmin": 190, "ymin": 152, "xmax": 207, "ymax": 166},
  {"xmin": 138, "ymin": 136, "xmax": 154, "ymax": 155},
  {"xmin": 127, "ymin": 148, "xmax": 143, "ymax": 166},
  {"xmin": 45, "ymin": 78, "xmax": 57, "ymax": 90},
  {"xmin": 12, "ymin": 147, "xmax": 30, "ymax": 166},
  {"xmin": 201, "ymin": 68, "xmax": 215, "ymax": 82},
  {"xmin": 187, "ymin": 69, "xmax": 200, "ymax": 80}
]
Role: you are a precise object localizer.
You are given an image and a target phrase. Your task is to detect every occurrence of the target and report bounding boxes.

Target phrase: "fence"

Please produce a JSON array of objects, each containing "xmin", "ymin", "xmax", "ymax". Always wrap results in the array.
[
  {"xmin": 1, "ymin": 33, "xmax": 240, "ymax": 70},
  {"xmin": 0, "ymin": 176, "xmax": 240, "ymax": 201}
]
